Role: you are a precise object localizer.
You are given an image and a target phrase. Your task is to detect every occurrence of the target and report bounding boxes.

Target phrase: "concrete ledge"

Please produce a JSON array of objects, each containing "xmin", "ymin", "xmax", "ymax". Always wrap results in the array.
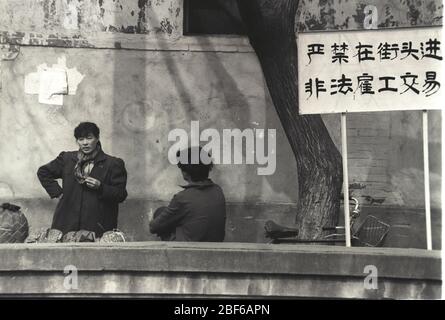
[
  {"xmin": 0, "ymin": 242, "xmax": 441, "ymax": 279},
  {"xmin": 0, "ymin": 242, "xmax": 441, "ymax": 298},
  {"xmin": 0, "ymin": 271, "xmax": 440, "ymax": 299}
]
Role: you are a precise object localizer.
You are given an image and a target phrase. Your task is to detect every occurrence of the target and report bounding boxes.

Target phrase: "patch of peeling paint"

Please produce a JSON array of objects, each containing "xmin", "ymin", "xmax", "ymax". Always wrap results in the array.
[
  {"xmin": 63, "ymin": 0, "xmax": 79, "ymax": 30},
  {"xmin": 407, "ymin": 3, "xmax": 421, "ymax": 25},
  {"xmin": 351, "ymin": 3, "xmax": 367, "ymax": 28},
  {"xmin": 137, "ymin": 0, "xmax": 148, "ymax": 33},
  {"xmin": 43, "ymin": 0, "xmax": 58, "ymax": 29},
  {"xmin": 297, "ymin": 0, "xmax": 443, "ymax": 31},
  {"xmin": 160, "ymin": 17, "xmax": 173, "ymax": 35},
  {"xmin": 94, "ymin": 0, "xmax": 179, "ymax": 36},
  {"xmin": 0, "ymin": 0, "xmax": 441, "ymax": 44}
]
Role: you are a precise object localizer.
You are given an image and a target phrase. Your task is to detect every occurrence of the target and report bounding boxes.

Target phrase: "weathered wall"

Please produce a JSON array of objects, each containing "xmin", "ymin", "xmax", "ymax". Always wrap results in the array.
[
  {"xmin": 297, "ymin": 0, "xmax": 442, "ymax": 31},
  {"xmin": 0, "ymin": 46, "xmax": 298, "ymax": 203},
  {"xmin": 0, "ymin": 0, "xmax": 442, "ymax": 246},
  {"xmin": 0, "ymin": 0, "xmax": 184, "ymax": 42}
]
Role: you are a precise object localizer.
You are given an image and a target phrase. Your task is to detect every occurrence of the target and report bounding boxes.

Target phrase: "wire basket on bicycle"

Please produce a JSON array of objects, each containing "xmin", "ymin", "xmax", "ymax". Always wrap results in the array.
[
  {"xmin": 264, "ymin": 197, "xmax": 390, "ymax": 247},
  {"xmin": 351, "ymin": 215, "xmax": 390, "ymax": 247}
]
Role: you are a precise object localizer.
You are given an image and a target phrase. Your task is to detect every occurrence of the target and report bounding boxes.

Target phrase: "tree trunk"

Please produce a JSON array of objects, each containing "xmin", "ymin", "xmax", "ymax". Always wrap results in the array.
[{"xmin": 237, "ymin": 0, "xmax": 343, "ymax": 239}]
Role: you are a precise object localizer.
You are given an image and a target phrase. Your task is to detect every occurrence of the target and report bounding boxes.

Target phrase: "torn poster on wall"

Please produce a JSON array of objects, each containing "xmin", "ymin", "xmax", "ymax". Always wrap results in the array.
[
  {"xmin": 297, "ymin": 26, "xmax": 443, "ymax": 114},
  {"xmin": 38, "ymin": 68, "xmax": 68, "ymax": 105},
  {"xmin": 24, "ymin": 56, "xmax": 85, "ymax": 105}
]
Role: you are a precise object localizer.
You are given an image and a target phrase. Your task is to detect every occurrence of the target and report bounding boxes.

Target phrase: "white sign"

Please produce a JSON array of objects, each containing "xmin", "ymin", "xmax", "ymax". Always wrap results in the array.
[{"xmin": 297, "ymin": 27, "xmax": 443, "ymax": 114}]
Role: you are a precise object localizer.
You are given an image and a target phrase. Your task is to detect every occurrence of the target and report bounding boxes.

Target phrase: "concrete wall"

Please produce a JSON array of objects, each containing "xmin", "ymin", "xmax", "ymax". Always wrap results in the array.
[
  {"xmin": 0, "ymin": 46, "xmax": 298, "ymax": 203},
  {"xmin": 0, "ymin": 0, "xmax": 442, "ymax": 246},
  {"xmin": 0, "ymin": 242, "xmax": 441, "ymax": 298}
]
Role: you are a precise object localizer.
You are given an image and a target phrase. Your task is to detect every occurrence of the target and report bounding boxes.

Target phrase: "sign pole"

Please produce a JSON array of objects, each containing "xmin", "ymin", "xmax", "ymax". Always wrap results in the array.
[
  {"xmin": 423, "ymin": 110, "xmax": 433, "ymax": 250},
  {"xmin": 341, "ymin": 112, "xmax": 351, "ymax": 247}
]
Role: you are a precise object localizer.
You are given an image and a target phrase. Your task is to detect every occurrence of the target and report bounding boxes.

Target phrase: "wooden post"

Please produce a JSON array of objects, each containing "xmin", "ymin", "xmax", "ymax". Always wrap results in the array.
[
  {"xmin": 423, "ymin": 110, "xmax": 432, "ymax": 250},
  {"xmin": 341, "ymin": 112, "xmax": 351, "ymax": 247}
]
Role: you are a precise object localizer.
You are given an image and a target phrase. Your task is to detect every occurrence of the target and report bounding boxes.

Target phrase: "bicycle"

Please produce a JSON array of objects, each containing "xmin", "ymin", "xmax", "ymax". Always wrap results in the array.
[{"xmin": 264, "ymin": 197, "xmax": 390, "ymax": 247}]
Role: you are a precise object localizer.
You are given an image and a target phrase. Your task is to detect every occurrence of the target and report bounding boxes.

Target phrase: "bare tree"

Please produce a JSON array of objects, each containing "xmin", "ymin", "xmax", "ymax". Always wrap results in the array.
[{"xmin": 235, "ymin": 0, "xmax": 343, "ymax": 239}]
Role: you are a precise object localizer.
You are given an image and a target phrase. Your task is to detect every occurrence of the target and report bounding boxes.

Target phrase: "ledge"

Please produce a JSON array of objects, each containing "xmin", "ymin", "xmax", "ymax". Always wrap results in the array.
[
  {"xmin": 0, "ymin": 242, "xmax": 441, "ymax": 298},
  {"xmin": 0, "ymin": 242, "xmax": 441, "ymax": 278}
]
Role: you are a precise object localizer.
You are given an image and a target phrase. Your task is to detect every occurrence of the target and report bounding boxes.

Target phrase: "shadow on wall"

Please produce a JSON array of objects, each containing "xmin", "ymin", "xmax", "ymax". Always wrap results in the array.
[
  {"xmin": 112, "ymin": 4, "xmax": 301, "ymax": 240},
  {"xmin": 264, "ymin": 81, "xmax": 300, "ymax": 203},
  {"xmin": 146, "ymin": 12, "xmax": 270, "ymax": 237},
  {"xmin": 109, "ymin": 6, "xmax": 257, "ymax": 240},
  {"xmin": 111, "ymin": 5, "xmax": 190, "ymax": 241}
]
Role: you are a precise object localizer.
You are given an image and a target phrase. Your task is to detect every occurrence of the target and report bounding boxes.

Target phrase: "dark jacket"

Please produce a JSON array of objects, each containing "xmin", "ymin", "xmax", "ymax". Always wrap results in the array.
[
  {"xmin": 149, "ymin": 179, "xmax": 226, "ymax": 242},
  {"xmin": 37, "ymin": 150, "xmax": 128, "ymax": 236}
]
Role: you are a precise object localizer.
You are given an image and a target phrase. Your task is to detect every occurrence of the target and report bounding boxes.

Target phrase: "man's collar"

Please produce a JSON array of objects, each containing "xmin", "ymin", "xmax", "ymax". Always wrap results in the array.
[
  {"xmin": 94, "ymin": 149, "xmax": 107, "ymax": 163},
  {"xmin": 179, "ymin": 179, "xmax": 214, "ymax": 189},
  {"xmin": 71, "ymin": 149, "xmax": 107, "ymax": 163}
]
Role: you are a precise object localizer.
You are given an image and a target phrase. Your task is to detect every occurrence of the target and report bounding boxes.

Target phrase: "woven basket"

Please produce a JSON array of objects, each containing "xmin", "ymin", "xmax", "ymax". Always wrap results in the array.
[
  {"xmin": 0, "ymin": 203, "xmax": 29, "ymax": 243},
  {"xmin": 99, "ymin": 229, "xmax": 126, "ymax": 243}
]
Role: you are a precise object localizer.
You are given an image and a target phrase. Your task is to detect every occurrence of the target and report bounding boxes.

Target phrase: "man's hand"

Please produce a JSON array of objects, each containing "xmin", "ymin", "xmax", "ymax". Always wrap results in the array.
[{"xmin": 85, "ymin": 177, "xmax": 101, "ymax": 190}]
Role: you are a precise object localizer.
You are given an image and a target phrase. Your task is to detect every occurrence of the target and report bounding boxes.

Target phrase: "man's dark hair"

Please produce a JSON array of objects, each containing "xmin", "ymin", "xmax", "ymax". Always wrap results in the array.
[
  {"xmin": 74, "ymin": 122, "xmax": 100, "ymax": 139},
  {"xmin": 176, "ymin": 146, "xmax": 213, "ymax": 182}
]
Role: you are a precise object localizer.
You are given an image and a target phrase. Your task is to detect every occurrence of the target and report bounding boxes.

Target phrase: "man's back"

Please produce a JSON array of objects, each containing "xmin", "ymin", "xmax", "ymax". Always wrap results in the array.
[
  {"xmin": 175, "ymin": 180, "xmax": 226, "ymax": 241},
  {"xmin": 150, "ymin": 179, "xmax": 226, "ymax": 242}
]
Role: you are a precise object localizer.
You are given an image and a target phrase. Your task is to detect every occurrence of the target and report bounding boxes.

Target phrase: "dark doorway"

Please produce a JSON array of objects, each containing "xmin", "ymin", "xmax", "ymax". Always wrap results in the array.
[{"xmin": 184, "ymin": 0, "xmax": 246, "ymax": 35}]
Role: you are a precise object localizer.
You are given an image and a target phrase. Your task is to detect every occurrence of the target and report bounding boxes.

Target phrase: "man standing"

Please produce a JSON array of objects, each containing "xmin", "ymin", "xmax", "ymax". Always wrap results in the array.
[{"xmin": 37, "ymin": 122, "xmax": 128, "ymax": 237}]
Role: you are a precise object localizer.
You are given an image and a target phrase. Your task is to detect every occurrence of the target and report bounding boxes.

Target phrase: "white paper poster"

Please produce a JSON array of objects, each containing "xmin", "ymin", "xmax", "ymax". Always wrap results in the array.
[{"xmin": 38, "ymin": 68, "xmax": 68, "ymax": 106}]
